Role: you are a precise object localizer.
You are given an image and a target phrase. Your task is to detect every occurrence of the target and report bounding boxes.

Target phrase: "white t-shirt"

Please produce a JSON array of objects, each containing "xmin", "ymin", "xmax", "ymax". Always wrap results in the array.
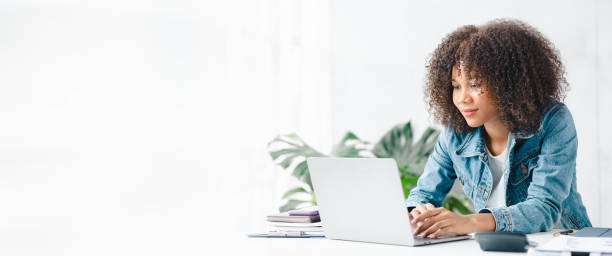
[{"xmin": 484, "ymin": 137, "xmax": 510, "ymax": 208}]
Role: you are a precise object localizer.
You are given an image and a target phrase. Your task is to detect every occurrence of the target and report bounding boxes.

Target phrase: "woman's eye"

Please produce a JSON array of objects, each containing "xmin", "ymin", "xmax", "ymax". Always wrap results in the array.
[
  {"xmin": 470, "ymin": 83, "xmax": 481, "ymax": 88},
  {"xmin": 452, "ymin": 85, "xmax": 459, "ymax": 89}
]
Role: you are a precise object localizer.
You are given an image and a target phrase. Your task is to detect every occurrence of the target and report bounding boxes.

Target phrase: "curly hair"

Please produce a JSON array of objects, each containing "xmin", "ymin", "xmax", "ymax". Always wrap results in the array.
[{"xmin": 424, "ymin": 19, "xmax": 568, "ymax": 135}]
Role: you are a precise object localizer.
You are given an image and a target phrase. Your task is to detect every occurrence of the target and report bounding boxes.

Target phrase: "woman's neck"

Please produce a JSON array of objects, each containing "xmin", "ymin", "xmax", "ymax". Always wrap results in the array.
[{"xmin": 483, "ymin": 118, "xmax": 509, "ymax": 156}]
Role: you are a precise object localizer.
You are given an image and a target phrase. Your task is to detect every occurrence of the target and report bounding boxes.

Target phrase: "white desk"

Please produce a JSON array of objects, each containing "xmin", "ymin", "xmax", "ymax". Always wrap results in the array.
[{"xmin": 237, "ymin": 231, "xmax": 557, "ymax": 256}]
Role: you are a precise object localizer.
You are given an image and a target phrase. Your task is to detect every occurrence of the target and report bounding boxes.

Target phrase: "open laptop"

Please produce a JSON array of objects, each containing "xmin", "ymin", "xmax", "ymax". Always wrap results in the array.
[{"xmin": 306, "ymin": 157, "xmax": 470, "ymax": 246}]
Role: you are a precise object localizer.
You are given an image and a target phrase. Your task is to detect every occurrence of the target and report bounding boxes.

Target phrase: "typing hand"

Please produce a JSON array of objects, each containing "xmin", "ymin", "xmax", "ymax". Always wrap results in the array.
[
  {"xmin": 408, "ymin": 203, "xmax": 436, "ymax": 231},
  {"xmin": 410, "ymin": 204, "xmax": 474, "ymax": 238}
]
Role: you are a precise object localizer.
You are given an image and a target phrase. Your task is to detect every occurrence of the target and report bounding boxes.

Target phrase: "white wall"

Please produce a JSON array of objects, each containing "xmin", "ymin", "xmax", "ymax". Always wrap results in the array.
[
  {"xmin": 0, "ymin": 0, "xmax": 332, "ymax": 255},
  {"xmin": 598, "ymin": 0, "xmax": 612, "ymax": 229},
  {"xmin": 329, "ymin": 0, "xmax": 612, "ymax": 227}
]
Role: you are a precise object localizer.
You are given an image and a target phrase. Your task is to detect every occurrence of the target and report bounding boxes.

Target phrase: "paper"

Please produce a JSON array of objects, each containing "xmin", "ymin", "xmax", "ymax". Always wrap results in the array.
[{"xmin": 536, "ymin": 235, "xmax": 612, "ymax": 253}]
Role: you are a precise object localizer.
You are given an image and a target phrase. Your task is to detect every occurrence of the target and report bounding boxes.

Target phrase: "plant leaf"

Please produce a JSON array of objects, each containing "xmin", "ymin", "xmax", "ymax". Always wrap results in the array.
[
  {"xmin": 269, "ymin": 148, "xmax": 298, "ymax": 160},
  {"xmin": 292, "ymin": 161, "xmax": 314, "ymax": 190},
  {"xmin": 444, "ymin": 195, "xmax": 474, "ymax": 214},
  {"xmin": 372, "ymin": 122, "xmax": 440, "ymax": 174},
  {"xmin": 399, "ymin": 166, "xmax": 420, "ymax": 197},
  {"xmin": 282, "ymin": 187, "xmax": 309, "ymax": 199},
  {"xmin": 268, "ymin": 134, "xmax": 326, "ymax": 189},
  {"xmin": 406, "ymin": 127, "xmax": 440, "ymax": 167},
  {"xmin": 279, "ymin": 154, "xmax": 299, "ymax": 169},
  {"xmin": 330, "ymin": 132, "xmax": 372, "ymax": 157}
]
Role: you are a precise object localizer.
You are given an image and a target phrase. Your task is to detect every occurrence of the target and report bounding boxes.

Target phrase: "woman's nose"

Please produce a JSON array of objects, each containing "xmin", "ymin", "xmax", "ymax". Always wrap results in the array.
[{"xmin": 457, "ymin": 87, "xmax": 472, "ymax": 103}]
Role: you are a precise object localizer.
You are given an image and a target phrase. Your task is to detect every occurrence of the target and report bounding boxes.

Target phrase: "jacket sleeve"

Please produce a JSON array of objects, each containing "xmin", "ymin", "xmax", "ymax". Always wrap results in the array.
[
  {"xmin": 479, "ymin": 105, "xmax": 577, "ymax": 233},
  {"xmin": 406, "ymin": 127, "xmax": 457, "ymax": 207}
]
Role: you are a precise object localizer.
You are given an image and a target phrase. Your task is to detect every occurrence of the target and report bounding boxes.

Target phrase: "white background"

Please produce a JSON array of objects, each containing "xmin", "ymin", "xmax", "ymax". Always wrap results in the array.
[{"xmin": 0, "ymin": 0, "xmax": 609, "ymax": 255}]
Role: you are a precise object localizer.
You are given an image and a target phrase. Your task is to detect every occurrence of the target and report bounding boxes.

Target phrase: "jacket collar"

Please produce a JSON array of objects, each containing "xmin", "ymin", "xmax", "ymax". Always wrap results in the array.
[
  {"xmin": 455, "ymin": 126, "xmax": 486, "ymax": 157},
  {"xmin": 454, "ymin": 126, "xmax": 537, "ymax": 157},
  {"xmin": 514, "ymin": 129, "xmax": 537, "ymax": 139}
]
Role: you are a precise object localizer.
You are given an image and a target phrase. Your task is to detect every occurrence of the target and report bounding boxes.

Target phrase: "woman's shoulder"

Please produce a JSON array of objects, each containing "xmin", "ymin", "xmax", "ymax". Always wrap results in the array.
[
  {"xmin": 538, "ymin": 103, "xmax": 576, "ymax": 138},
  {"xmin": 543, "ymin": 102, "xmax": 571, "ymax": 118},
  {"xmin": 540, "ymin": 102, "xmax": 575, "ymax": 131}
]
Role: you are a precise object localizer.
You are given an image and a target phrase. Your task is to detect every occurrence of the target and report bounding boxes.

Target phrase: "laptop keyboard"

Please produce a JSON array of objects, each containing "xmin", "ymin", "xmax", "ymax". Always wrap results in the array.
[{"xmin": 414, "ymin": 233, "xmax": 457, "ymax": 241}]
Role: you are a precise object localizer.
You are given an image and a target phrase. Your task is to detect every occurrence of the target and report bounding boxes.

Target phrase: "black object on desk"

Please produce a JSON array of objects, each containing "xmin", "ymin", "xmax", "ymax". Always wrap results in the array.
[{"xmin": 474, "ymin": 232, "xmax": 530, "ymax": 252}]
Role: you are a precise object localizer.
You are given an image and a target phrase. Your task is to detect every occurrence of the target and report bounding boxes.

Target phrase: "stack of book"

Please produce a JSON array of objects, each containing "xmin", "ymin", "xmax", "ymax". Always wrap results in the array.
[{"xmin": 266, "ymin": 206, "xmax": 323, "ymax": 236}]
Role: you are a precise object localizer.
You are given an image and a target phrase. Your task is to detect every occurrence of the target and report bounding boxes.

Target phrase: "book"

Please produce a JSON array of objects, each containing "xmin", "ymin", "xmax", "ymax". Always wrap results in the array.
[
  {"xmin": 266, "ymin": 212, "xmax": 321, "ymax": 223},
  {"xmin": 288, "ymin": 206, "xmax": 319, "ymax": 216}
]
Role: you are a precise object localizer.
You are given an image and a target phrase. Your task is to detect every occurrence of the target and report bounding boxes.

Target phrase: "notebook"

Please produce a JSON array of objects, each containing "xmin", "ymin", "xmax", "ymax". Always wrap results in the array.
[{"xmin": 266, "ymin": 212, "xmax": 321, "ymax": 223}]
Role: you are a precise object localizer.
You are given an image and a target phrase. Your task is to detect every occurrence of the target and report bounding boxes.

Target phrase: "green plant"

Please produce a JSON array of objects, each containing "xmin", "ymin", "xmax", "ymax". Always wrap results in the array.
[{"xmin": 267, "ymin": 121, "xmax": 474, "ymax": 214}]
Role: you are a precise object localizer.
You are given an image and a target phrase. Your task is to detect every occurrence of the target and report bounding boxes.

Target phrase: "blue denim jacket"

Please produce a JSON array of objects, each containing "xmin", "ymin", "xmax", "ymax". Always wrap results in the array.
[{"xmin": 406, "ymin": 103, "xmax": 591, "ymax": 233}]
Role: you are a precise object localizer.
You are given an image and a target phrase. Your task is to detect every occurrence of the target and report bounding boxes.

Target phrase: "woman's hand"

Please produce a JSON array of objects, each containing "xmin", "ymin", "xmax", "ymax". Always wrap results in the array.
[
  {"xmin": 409, "ymin": 203, "xmax": 496, "ymax": 238},
  {"xmin": 408, "ymin": 203, "xmax": 436, "ymax": 229}
]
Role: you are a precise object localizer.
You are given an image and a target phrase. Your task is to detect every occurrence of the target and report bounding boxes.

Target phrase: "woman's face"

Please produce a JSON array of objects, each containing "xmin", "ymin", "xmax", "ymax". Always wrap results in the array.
[{"xmin": 451, "ymin": 65, "xmax": 499, "ymax": 128}]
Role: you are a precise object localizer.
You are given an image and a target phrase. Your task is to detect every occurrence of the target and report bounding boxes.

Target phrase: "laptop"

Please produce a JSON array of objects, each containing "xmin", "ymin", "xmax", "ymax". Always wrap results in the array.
[{"xmin": 306, "ymin": 157, "xmax": 470, "ymax": 246}]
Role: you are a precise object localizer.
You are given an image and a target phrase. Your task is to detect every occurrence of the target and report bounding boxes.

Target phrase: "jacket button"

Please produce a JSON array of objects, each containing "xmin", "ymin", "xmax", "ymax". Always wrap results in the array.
[{"xmin": 521, "ymin": 163, "xmax": 528, "ymax": 174}]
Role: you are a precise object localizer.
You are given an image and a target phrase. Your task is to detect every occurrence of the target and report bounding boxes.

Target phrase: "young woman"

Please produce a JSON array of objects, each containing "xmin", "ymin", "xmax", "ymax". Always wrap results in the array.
[{"xmin": 406, "ymin": 19, "xmax": 591, "ymax": 238}]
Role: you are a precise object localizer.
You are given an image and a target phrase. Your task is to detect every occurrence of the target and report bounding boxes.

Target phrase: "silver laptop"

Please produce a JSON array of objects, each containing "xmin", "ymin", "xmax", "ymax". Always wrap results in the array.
[{"xmin": 306, "ymin": 157, "xmax": 470, "ymax": 246}]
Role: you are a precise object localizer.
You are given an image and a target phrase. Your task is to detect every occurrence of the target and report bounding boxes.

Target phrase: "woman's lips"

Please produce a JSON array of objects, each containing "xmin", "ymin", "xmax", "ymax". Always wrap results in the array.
[{"xmin": 462, "ymin": 109, "xmax": 478, "ymax": 117}]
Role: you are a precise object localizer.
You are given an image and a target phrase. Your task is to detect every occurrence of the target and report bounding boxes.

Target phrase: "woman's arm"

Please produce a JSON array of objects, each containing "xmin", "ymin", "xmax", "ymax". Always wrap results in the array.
[
  {"xmin": 406, "ymin": 128, "xmax": 458, "ymax": 208},
  {"xmin": 479, "ymin": 106, "xmax": 578, "ymax": 233}
]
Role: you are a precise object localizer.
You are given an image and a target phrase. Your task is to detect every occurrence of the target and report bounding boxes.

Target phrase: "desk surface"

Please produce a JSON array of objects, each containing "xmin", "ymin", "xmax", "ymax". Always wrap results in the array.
[{"xmin": 237, "ymin": 231, "xmax": 557, "ymax": 256}]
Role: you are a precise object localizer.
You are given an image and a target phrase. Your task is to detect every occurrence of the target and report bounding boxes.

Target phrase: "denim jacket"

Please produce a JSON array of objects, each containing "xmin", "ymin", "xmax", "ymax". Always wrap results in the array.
[{"xmin": 406, "ymin": 103, "xmax": 591, "ymax": 233}]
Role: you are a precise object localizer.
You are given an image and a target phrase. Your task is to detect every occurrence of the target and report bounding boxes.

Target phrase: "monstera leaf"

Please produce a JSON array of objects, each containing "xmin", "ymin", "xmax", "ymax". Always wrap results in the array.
[
  {"xmin": 268, "ymin": 132, "xmax": 371, "ymax": 212},
  {"xmin": 371, "ymin": 122, "xmax": 440, "ymax": 197},
  {"xmin": 268, "ymin": 134, "xmax": 324, "ymax": 191},
  {"xmin": 330, "ymin": 132, "xmax": 373, "ymax": 158},
  {"xmin": 372, "ymin": 122, "xmax": 439, "ymax": 169},
  {"xmin": 443, "ymin": 193, "xmax": 473, "ymax": 215}
]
